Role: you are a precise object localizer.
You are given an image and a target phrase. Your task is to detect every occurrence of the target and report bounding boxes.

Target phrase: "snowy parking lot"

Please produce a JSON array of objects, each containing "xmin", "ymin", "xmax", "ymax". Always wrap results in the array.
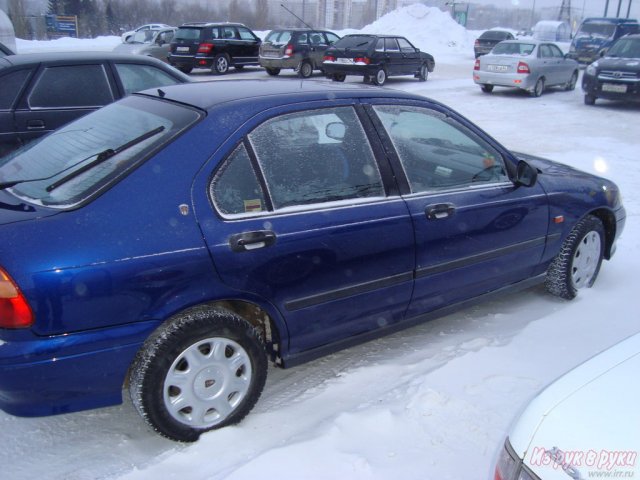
[{"xmin": 3, "ymin": 6, "xmax": 640, "ymax": 479}]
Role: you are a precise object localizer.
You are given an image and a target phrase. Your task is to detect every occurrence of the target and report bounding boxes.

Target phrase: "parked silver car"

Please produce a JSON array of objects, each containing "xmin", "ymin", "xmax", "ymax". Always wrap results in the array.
[
  {"xmin": 473, "ymin": 40, "xmax": 579, "ymax": 97},
  {"xmin": 114, "ymin": 27, "xmax": 177, "ymax": 63}
]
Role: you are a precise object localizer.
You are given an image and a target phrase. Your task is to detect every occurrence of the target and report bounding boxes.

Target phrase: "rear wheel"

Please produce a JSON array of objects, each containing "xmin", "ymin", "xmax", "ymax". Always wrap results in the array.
[
  {"xmin": 212, "ymin": 54, "xmax": 230, "ymax": 75},
  {"xmin": 298, "ymin": 60, "xmax": 313, "ymax": 78},
  {"xmin": 331, "ymin": 73, "xmax": 346, "ymax": 82},
  {"xmin": 565, "ymin": 71, "xmax": 578, "ymax": 91},
  {"xmin": 265, "ymin": 67, "xmax": 280, "ymax": 76},
  {"xmin": 373, "ymin": 67, "xmax": 387, "ymax": 86},
  {"xmin": 531, "ymin": 77, "xmax": 545, "ymax": 97},
  {"xmin": 584, "ymin": 94, "xmax": 596, "ymax": 105},
  {"xmin": 481, "ymin": 84, "xmax": 494, "ymax": 93},
  {"xmin": 129, "ymin": 306, "xmax": 267, "ymax": 442}
]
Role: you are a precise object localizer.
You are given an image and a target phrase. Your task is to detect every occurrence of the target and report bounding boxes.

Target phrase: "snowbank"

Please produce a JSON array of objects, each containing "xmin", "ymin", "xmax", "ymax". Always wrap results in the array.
[{"xmin": 16, "ymin": 35, "xmax": 121, "ymax": 54}]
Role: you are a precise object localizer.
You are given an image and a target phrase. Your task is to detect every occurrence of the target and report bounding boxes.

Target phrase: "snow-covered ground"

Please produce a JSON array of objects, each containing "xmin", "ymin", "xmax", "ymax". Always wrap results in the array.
[{"xmin": 5, "ymin": 4, "xmax": 640, "ymax": 479}]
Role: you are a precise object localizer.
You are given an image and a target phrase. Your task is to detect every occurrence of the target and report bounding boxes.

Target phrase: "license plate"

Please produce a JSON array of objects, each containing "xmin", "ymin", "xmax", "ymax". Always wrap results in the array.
[
  {"xmin": 176, "ymin": 46, "xmax": 189, "ymax": 53},
  {"xmin": 579, "ymin": 57, "xmax": 592, "ymax": 63},
  {"xmin": 602, "ymin": 83, "xmax": 627, "ymax": 93},
  {"xmin": 337, "ymin": 58, "xmax": 354, "ymax": 64},
  {"xmin": 488, "ymin": 64, "xmax": 508, "ymax": 72}
]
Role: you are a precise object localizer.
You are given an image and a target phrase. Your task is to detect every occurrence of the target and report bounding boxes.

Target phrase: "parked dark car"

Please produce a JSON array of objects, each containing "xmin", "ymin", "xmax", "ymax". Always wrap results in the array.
[
  {"xmin": 582, "ymin": 34, "xmax": 640, "ymax": 105},
  {"xmin": 0, "ymin": 42, "xmax": 14, "ymax": 57},
  {"xmin": 322, "ymin": 34, "xmax": 435, "ymax": 86},
  {"xmin": 0, "ymin": 52, "xmax": 189, "ymax": 156},
  {"xmin": 168, "ymin": 22, "xmax": 261, "ymax": 74},
  {"xmin": 0, "ymin": 80, "xmax": 624, "ymax": 443},
  {"xmin": 568, "ymin": 17, "xmax": 639, "ymax": 64},
  {"xmin": 259, "ymin": 28, "xmax": 340, "ymax": 78},
  {"xmin": 474, "ymin": 29, "xmax": 515, "ymax": 58}
]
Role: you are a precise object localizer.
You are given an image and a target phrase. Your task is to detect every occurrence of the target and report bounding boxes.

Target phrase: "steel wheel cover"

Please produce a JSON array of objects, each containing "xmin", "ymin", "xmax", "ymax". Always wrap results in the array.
[
  {"xmin": 571, "ymin": 231, "xmax": 601, "ymax": 289},
  {"xmin": 301, "ymin": 62, "xmax": 312, "ymax": 77},
  {"xmin": 163, "ymin": 337, "xmax": 252, "ymax": 428},
  {"xmin": 376, "ymin": 69, "xmax": 386, "ymax": 84}
]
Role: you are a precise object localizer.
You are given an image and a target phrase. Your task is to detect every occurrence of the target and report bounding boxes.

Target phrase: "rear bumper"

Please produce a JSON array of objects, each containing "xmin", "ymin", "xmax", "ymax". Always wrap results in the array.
[
  {"xmin": 473, "ymin": 71, "xmax": 537, "ymax": 91},
  {"xmin": 259, "ymin": 56, "xmax": 299, "ymax": 69},
  {"xmin": 323, "ymin": 62, "xmax": 376, "ymax": 77},
  {"xmin": 169, "ymin": 54, "xmax": 213, "ymax": 69},
  {"xmin": 0, "ymin": 320, "xmax": 158, "ymax": 416}
]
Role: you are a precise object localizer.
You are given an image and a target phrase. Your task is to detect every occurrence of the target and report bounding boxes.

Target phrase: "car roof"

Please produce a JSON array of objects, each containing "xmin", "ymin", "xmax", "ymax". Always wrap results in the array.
[
  {"xmin": 138, "ymin": 79, "xmax": 427, "ymax": 112},
  {"xmin": 269, "ymin": 28, "xmax": 332, "ymax": 32},
  {"xmin": 341, "ymin": 34, "xmax": 406, "ymax": 39},
  {"xmin": 0, "ymin": 52, "xmax": 174, "ymax": 69},
  {"xmin": 179, "ymin": 22, "xmax": 247, "ymax": 28}
]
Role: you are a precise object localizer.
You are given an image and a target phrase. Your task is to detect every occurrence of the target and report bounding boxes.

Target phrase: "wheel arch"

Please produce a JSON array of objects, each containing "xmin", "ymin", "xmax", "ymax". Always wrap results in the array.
[{"xmin": 589, "ymin": 208, "xmax": 617, "ymax": 260}]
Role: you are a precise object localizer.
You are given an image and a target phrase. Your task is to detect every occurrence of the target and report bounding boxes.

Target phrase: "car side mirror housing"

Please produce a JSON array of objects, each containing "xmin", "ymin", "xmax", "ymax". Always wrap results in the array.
[{"xmin": 515, "ymin": 160, "xmax": 537, "ymax": 187}]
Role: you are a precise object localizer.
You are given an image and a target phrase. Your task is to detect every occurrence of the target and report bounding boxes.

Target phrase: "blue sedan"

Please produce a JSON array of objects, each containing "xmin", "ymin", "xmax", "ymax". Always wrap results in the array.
[{"xmin": 0, "ymin": 80, "xmax": 625, "ymax": 441}]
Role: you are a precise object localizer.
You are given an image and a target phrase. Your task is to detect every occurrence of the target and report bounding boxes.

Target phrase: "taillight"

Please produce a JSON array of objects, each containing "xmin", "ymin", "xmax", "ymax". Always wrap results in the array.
[
  {"xmin": 474, "ymin": 39, "xmax": 479, "ymax": 46},
  {"xmin": 0, "ymin": 267, "xmax": 33, "ymax": 328},
  {"xmin": 284, "ymin": 44, "xmax": 294, "ymax": 57},
  {"xmin": 354, "ymin": 57, "xmax": 370, "ymax": 64},
  {"xmin": 517, "ymin": 61, "xmax": 530, "ymax": 74},
  {"xmin": 323, "ymin": 54, "xmax": 336, "ymax": 62},
  {"xmin": 197, "ymin": 42, "xmax": 214, "ymax": 54},
  {"xmin": 474, "ymin": 59, "xmax": 480, "ymax": 70}
]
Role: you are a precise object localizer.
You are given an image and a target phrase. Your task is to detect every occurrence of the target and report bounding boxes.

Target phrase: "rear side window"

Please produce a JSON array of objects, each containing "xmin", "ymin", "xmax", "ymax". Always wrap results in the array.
[
  {"xmin": 265, "ymin": 31, "xmax": 292, "ymax": 45},
  {"xmin": 325, "ymin": 32, "xmax": 340, "ymax": 44},
  {"xmin": 175, "ymin": 27, "xmax": 203, "ymax": 41},
  {"xmin": 335, "ymin": 36, "xmax": 375, "ymax": 49},
  {"xmin": 114, "ymin": 63, "xmax": 182, "ymax": 95},
  {"xmin": 296, "ymin": 33, "xmax": 309, "ymax": 44},
  {"xmin": 384, "ymin": 38, "xmax": 399, "ymax": 52},
  {"xmin": 28, "ymin": 65, "xmax": 113, "ymax": 108},
  {"xmin": 397, "ymin": 37, "xmax": 415, "ymax": 53},
  {"xmin": 0, "ymin": 70, "xmax": 30, "ymax": 109}
]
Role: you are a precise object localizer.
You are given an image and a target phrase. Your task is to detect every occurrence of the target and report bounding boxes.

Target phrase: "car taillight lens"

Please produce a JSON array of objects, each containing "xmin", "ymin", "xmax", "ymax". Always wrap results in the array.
[
  {"xmin": 354, "ymin": 57, "xmax": 370, "ymax": 64},
  {"xmin": 517, "ymin": 61, "xmax": 530, "ymax": 74},
  {"xmin": 0, "ymin": 268, "xmax": 33, "ymax": 328},
  {"xmin": 474, "ymin": 59, "xmax": 480, "ymax": 70},
  {"xmin": 284, "ymin": 44, "xmax": 294, "ymax": 57},
  {"xmin": 323, "ymin": 55, "xmax": 336, "ymax": 62},
  {"xmin": 197, "ymin": 42, "xmax": 214, "ymax": 54}
]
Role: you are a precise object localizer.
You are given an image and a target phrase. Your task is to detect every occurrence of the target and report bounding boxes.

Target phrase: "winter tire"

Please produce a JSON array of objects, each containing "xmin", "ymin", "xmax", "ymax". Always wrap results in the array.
[
  {"xmin": 565, "ymin": 71, "xmax": 578, "ymax": 91},
  {"xmin": 265, "ymin": 67, "xmax": 280, "ymax": 76},
  {"xmin": 298, "ymin": 61, "xmax": 313, "ymax": 78},
  {"xmin": 213, "ymin": 54, "xmax": 230, "ymax": 75},
  {"xmin": 481, "ymin": 84, "xmax": 494, "ymax": 93},
  {"xmin": 129, "ymin": 306, "xmax": 267, "ymax": 442},
  {"xmin": 584, "ymin": 94, "xmax": 596, "ymax": 105},
  {"xmin": 545, "ymin": 215, "xmax": 605, "ymax": 300},
  {"xmin": 531, "ymin": 77, "xmax": 545, "ymax": 97},
  {"xmin": 373, "ymin": 67, "xmax": 387, "ymax": 86},
  {"xmin": 418, "ymin": 63, "xmax": 428, "ymax": 81}
]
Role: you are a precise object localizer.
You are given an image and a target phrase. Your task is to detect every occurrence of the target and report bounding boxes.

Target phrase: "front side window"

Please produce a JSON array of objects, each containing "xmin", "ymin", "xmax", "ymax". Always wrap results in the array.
[
  {"xmin": 28, "ymin": 65, "xmax": 113, "ymax": 109},
  {"xmin": 248, "ymin": 107, "xmax": 384, "ymax": 210},
  {"xmin": 296, "ymin": 33, "xmax": 309, "ymax": 45},
  {"xmin": 384, "ymin": 38, "xmax": 400, "ymax": 52},
  {"xmin": 238, "ymin": 27, "xmax": 256, "ymax": 41},
  {"xmin": 325, "ymin": 32, "xmax": 340, "ymax": 44},
  {"xmin": 222, "ymin": 27, "xmax": 236, "ymax": 39},
  {"xmin": 1, "ymin": 96, "xmax": 201, "ymax": 207},
  {"xmin": 115, "ymin": 63, "xmax": 182, "ymax": 95},
  {"xmin": 374, "ymin": 105, "xmax": 509, "ymax": 193},
  {"xmin": 397, "ymin": 37, "xmax": 415, "ymax": 53}
]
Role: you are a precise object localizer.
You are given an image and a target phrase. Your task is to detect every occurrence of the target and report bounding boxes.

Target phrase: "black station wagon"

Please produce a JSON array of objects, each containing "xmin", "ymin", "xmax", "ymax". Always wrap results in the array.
[{"xmin": 322, "ymin": 34, "xmax": 435, "ymax": 86}]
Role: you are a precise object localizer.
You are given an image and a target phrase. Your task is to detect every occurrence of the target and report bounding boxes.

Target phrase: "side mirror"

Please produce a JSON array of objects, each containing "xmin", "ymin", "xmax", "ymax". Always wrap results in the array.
[{"xmin": 515, "ymin": 160, "xmax": 537, "ymax": 187}]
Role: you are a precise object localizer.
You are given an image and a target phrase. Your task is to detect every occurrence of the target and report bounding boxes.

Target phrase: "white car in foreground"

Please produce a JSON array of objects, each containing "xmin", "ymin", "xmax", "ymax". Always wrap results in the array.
[{"xmin": 494, "ymin": 333, "xmax": 640, "ymax": 480}]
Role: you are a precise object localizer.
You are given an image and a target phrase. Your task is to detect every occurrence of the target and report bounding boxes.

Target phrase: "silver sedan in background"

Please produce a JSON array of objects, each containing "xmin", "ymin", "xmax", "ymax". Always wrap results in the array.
[{"xmin": 473, "ymin": 40, "xmax": 579, "ymax": 97}]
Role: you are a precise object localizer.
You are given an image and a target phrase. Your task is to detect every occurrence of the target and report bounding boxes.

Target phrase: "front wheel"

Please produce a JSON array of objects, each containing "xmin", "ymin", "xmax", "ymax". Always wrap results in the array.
[
  {"xmin": 481, "ymin": 84, "xmax": 494, "ymax": 93},
  {"xmin": 212, "ymin": 54, "xmax": 230, "ymax": 75},
  {"xmin": 129, "ymin": 306, "xmax": 267, "ymax": 442},
  {"xmin": 417, "ymin": 63, "xmax": 428, "ymax": 81},
  {"xmin": 373, "ymin": 67, "xmax": 387, "ymax": 86},
  {"xmin": 545, "ymin": 215, "xmax": 605, "ymax": 300}
]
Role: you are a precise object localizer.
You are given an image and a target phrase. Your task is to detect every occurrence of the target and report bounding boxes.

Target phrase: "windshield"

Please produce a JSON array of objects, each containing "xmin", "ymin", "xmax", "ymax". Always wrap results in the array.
[
  {"xmin": 492, "ymin": 42, "xmax": 535, "ymax": 55},
  {"xmin": 265, "ymin": 30, "xmax": 293, "ymax": 46},
  {"xmin": 333, "ymin": 35, "xmax": 376, "ymax": 49},
  {"xmin": 0, "ymin": 96, "xmax": 201, "ymax": 208},
  {"xmin": 576, "ymin": 23, "xmax": 616, "ymax": 38},
  {"xmin": 607, "ymin": 37, "xmax": 640, "ymax": 58}
]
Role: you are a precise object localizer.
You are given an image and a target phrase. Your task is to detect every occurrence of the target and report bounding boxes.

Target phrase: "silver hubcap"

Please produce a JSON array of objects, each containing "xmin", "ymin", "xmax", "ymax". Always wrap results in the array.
[
  {"xmin": 302, "ymin": 63, "xmax": 311, "ymax": 76},
  {"xmin": 163, "ymin": 337, "xmax": 252, "ymax": 428},
  {"xmin": 377, "ymin": 70, "xmax": 385, "ymax": 84},
  {"xmin": 217, "ymin": 57, "xmax": 228, "ymax": 72},
  {"xmin": 571, "ymin": 231, "xmax": 601, "ymax": 289}
]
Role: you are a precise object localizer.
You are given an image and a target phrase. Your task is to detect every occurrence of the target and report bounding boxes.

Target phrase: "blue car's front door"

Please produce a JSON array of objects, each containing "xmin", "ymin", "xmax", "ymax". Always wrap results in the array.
[
  {"xmin": 196, "ymin": 104, "xmax": 415, "ymax": 358},
  {"xmin": 368, "ymin": 102, "xmax": 549, "ymax": 317}
]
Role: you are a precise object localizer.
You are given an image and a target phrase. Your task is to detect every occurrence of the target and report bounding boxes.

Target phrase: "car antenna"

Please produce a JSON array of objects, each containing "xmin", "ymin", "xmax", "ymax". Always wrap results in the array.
[
  {"xmin": 280, "ymin": 3, "xmax": 313, "ymax": 29},
  {"xmin": 157, "ymin": 89, "xmax": 166, "ymax": 98}
]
